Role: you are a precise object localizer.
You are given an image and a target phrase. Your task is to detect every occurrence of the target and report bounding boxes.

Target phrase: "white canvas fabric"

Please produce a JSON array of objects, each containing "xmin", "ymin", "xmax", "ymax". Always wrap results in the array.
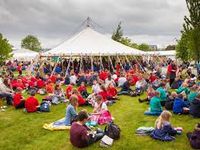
[
  {"xmin": 44, "ymin": 27, "xmax": 145, "ymax": 56},
  {"xmin": 145, "ymin": 50, "xmax": 176, "ymax": 56},
  {"xmin": 11, "ymin": 48, "xmax": 39, "ymax": 61}
]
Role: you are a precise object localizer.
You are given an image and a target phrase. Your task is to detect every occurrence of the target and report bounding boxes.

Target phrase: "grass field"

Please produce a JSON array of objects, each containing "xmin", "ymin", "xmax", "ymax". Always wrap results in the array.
[{"xmin": 0, "ymin": 87, "xmax": 200, "ymax": 150}]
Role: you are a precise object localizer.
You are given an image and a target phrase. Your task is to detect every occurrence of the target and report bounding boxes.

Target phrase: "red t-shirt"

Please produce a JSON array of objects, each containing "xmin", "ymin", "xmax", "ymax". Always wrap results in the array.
[
  {"xmin": 50, "ymin": 75, "xmax": 57, "ymax": 83},
  {"xmin": 66, "ymin": 85, "xmax": 73, "ymax": 99},
  {"xmin": 37, "ymin": 79, "xmax": 45, "ymax": 88},
  {"xmin": 78, "ymin": 85, "xmax": 86, "ymax": 93},
  {"xmin": 99, "ymin": 71, "xmax": 108, "ymax": 81},
  {"xmin": 13, "ymin": 93, "xmax": 23, "ymax": 107},
  {"xmin": 25, "ymin": 96, "xmax": 39, "ymax": 113},
  {"xmin": 46, "ymin": 83, "xmax": 54, "ymax": 93},
  {"xmin": 149, "ymin": 75, "xmax": 157, "ymax": 83},
  {"xmin": 98, "ymin": 91, "xmax": 108, "ymax": 102},
  {"xmin": 107, "ymin": 87, "xmax": 117, "ymax": 97},
  {"xmin": 77, "ymin": 95, "xmax": 86, "ymax": 106}
]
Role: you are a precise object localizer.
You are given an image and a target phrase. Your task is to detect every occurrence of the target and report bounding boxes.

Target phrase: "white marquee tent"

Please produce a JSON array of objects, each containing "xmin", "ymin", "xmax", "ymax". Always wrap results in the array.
[
  {"xmin": 145, "ymin": 50, "xmax": 176, "ymax": 56},
  {"xmin": 44, "ymin": 27, "xmax": 145, "ymax": 56},
  {"xmin": 11, "ymin": 48, "xmax": 39, "ymax": 61}
]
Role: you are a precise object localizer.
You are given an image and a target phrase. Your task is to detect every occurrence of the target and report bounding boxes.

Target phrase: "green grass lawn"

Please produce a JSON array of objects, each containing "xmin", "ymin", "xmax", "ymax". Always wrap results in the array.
[{"xmin": 0, "ymin": 87, "xmax": 200, "ymax": 150}]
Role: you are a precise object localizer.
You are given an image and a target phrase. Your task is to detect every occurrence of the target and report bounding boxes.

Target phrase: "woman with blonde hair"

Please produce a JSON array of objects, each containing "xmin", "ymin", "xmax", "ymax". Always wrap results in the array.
[
  {"xmin": 64, "ymin": 95, "xmax": 78, "ymax": 126},
  {"xmin": 150, "ymin": 110, "xmax": 182, "ymax": 141}
]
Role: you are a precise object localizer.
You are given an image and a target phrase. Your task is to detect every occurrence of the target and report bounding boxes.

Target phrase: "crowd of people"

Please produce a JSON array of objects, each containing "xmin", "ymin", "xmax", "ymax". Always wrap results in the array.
[{"xmin": 0, "ymin": 57, "xmax": 200, "ymax": 149}]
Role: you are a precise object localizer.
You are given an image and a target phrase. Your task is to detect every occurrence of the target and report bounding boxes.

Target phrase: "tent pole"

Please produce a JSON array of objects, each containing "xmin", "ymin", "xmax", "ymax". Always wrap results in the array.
[
  {"xmin": 65, "ymin": 54, "xmax": 72, "ymax": 78},
  {"xmin": 90, "ymin": 55, "xmax": 94, "ymax": 72},
  {"xmin": 108, "ymin": 55, "xmax": 114, "ymax": 72},
  {"xmin": 51, "ymin": 56, "xmax": 60, "ymax": 77}
]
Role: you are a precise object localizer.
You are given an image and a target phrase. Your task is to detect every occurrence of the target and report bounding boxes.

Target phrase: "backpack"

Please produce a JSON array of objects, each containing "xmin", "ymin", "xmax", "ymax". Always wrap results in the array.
[
  {"xmin": 40, "ymin": 101, "xmax": 50, "ymax": 112},
  {"xmin": 104, "ymin": 122, "xmax": 121, "ymax": 140}
]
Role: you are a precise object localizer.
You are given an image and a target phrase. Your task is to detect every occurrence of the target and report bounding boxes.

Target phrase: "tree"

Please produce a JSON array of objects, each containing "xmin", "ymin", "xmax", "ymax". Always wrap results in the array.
[
  {"xmin": 112, "ymin": 22, "xmax": 123, "ymax": 42},
  {"xmin": 176, "ymin": 33, "xmax": 191, "ymax": 61},
  {"xmin": 182, "ymin": 0, "xmax": 200, "ymax": 61},
  {"xmin": 0, "ymin": 33, "xmax": 12, "ymax": 64},
  {"xmin": 21, "ymin": 35, "xmax": 41, "ymax": 52},
  {"xmin": 138, "ymin": 43, "xmax": 150, "ymax": 51}
]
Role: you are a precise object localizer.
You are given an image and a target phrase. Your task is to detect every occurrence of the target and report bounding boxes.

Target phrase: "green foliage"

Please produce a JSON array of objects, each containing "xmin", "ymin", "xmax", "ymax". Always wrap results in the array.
[
  {"xmin": 0, "ymin": 33, "xmax": 13, "ymax": 64},
  {"xmin": 181, "ymin": 0, "xmax": 200, "ymax": 61},
  {"xmin": 21, "ymin": 35, "xmax": 41, "ymax": 52},
  {"xmin": 176, "ymin": 33, "xmax": 191, "ymax": 61},
  {"xmin": 112, "ymin": 22, "xmax": 123, "ymax": 42},
  {"xmin": 0, "ymin": 86, "xmax": 196, "ymax": 150},
  {"xmin": 138, "ymin": 43, "xmax": 150, "ymax": 51},
  {"xmin": 112, "ymin": 22, "xmax": 150, "ymax": 50}
]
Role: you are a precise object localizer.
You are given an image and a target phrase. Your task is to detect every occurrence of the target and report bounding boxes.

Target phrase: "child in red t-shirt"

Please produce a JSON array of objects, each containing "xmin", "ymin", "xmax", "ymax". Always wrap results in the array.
[
  {"xmin": 107, "ymin": 83, "xmax": 118, "ymax": 99},
  {"xmin": 46, "ymin": 80, "xmax": 54, "ymax": 94},
  {"xmin": 25, "ymin": 91, "xmax": 40, "ymax": 113},
  {"xmin": 72, "ymin": 89, "xmax": 86, "ymax": 106},
  {"xmin": 77, "ymin": 82, "xmax": 89, "ymax": 98},
  {"xmin": 13, "ymin": 87, "xmax": 25, "ymax": 109},
  {"xmin": 66, "ymin": 84, "xmax": 73, "ymax": 99}
]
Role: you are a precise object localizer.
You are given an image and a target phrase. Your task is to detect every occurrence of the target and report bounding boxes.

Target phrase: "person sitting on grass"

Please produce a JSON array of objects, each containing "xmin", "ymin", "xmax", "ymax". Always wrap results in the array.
[
  {"xmin": 138, "ymin": 85, "xmax": 156, "ymax": 103},
  {"xmin": 187, "ymin": 123, "xmax": 200, "ymax": 149},
  {"xmin": 173, "ymin": 93, "xmax": 189, "ymax": 114},
  {"xmin": 156, "ymin": 83, "xmax": 167, "ymax": 106},
  {"xmin": 78, "ymin": 82, "xmax": 89, "ymax": 99},
  {"xmin": 90, "ymin": 95, "xmax": 112, "ymax": 125},
  {"xmin": 65, "ymin": 95, "xmax": 78, "ymax": 126},
  {"xmin": 25, "ymin": 91, "xmax": 40, "ymax": 113},
  {"xmin": 144, "ymin": 91, "xmax": 162, "ymax": 116},
  {"xmin": 72, "ymin": 89, "xmax": 87, "ymax": 106},
  {"xmin": 13, "ymin": 87, "xmax": 25, "ymax": 109},
  {"xmin": 189, "ymin": 94, "xmax": 200, "ymax": 118},
  {"xmin": 150, "ymin": 110, "xmax": 181, "ymax": 141},
  {"xmin": 165, "ymin": 92, "xmax": 177, "ymax": 110},
  {"xmin": 187, "ymin": 85, "xmax": 199, "ymax": 103},
  {"xmin": 70, "ymin": 110, "xmax": 104, "ymax": 148}
]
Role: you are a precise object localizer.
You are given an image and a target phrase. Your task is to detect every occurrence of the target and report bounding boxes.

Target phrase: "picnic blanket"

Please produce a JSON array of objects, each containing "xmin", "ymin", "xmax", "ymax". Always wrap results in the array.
[{"xmin": 43, "ymin": 118, "xmax": 71, "ymax": 131}]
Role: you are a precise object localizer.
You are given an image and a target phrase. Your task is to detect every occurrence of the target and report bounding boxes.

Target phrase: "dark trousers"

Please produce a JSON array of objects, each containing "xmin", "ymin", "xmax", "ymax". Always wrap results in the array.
[
  {"xmin": 0, "ymin": 93, "xmax": 13, "ymax": 105},
  {"xmin": 88, "ymin": 129, "xmax": 104, "ymax": 145},
  {"xmin": 15, "ymin": 100, "xmax": 25, "ymax": 109}
]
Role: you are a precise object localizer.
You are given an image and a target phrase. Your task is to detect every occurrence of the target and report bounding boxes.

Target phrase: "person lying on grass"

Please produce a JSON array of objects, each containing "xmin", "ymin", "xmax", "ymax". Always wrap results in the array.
[
  {"xmin": 150, "ymin": 110, "xmax": 182, "ymax": 141},
  {"xmin": 70, "ymin": 110, "xmax": 104, "ymax": 148}
]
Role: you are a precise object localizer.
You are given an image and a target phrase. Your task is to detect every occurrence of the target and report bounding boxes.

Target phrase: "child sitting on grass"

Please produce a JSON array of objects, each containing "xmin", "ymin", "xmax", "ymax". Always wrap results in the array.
[
  {"xmin": 144, "ymin": 91, "xmax": 162, "ymax": 116},
  {"xmin": 13, "ymin": 87, "xmax": 25, "ymax": 109},
  {"xmin": 65, "ymin": 95, "xmax": 78, "ymax": 126},
  {"xmin": 151, "ymin": 110, "xmax": 182, "ymax": 141},
  {"xmin": 78, "ymin": 82, "xmax": 89, "ymax": 99},
  {"xmin": 187, "ymin": 123, "xmax": 200, "ymax": 149},
  {"xmin": 173, "ymin": 94, "xmax": 189, "ymax": 114},
  {"xmin": 25, "ymin": 91, "xmax": 40, "ymax": 113}
]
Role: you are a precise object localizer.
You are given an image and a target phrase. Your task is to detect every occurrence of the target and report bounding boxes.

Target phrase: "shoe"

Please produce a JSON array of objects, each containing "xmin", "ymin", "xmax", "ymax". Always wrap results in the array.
[{"xmin": 138, "ymin": 98, "xmax": 142, "ymax": 103}]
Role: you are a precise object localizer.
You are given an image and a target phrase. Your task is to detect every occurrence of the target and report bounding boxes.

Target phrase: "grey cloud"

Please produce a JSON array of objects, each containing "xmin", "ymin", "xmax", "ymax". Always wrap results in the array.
[{"xmin": 0, "ymin": 0, "xmax": 187, "ymax": 48}]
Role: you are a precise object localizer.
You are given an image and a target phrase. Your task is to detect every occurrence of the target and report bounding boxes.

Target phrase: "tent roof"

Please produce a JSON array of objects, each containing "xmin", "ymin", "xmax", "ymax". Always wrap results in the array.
[
  {"xmin": 11, "ymin": 48, "xmax": 39, "ymax": 61},
  {"xmin": 145, "ymin": 50, "xmax": 176, "ymax": 56},
  {"xmin": 44, "ymin": 27, "xmax": 145, "ymax": 56}
]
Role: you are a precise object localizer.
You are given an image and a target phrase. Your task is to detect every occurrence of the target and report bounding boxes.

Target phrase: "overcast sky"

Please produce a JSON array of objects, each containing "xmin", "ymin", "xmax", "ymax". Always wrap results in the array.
[{"xmin": 0, "ymin": 0, "xmax": 188, "ymax": 49}]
